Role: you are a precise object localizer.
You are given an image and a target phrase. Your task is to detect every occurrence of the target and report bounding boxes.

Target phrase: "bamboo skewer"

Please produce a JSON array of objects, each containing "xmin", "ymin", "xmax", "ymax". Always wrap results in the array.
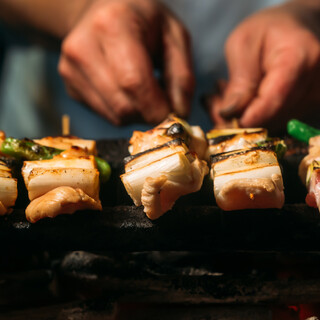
[{"xmin": 62, "ymin": 114, "xmax": 70, "ymax": 136}]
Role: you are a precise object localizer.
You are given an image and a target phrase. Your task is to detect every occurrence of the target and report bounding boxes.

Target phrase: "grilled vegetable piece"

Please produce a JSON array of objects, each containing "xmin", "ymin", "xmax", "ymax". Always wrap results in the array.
[
  {"xmin": 0, "ymin": 160, "xmax": 18, "ymax": 215},
  {"xmin": 124, "ymin": 139, "xmax": 188, "ymax": 172},
  {"xmin": 1, "ymin": 137, "xmax": 62, "ymax": 160},
  {"xmin": 34, "ymin": 136, "xmax": 97, "ymax": 155},
  {"xmin": 129, "ymin": 114, "xmax": 207, "ymax": 159},
  {"xmin": 1, "ymin": 137, "xmax": 111, "ymax": 183},
  {"xmin": 121, "ymin": 143, "xmax": 208, "ymax": 220},
  {"xmin": 211, "ymin": 148, "xmax": 284, "ymax": 211},
  {"xmin": 25, "ymin": 186, "xmax": 102, "ymax": 223},
  {"xmin": 287, "ymin": 119, "xmax": 320, "ymax": 144},
  {"xmin": 22, "ymin": 154, "xmax": 99, "ymax": 200},
  {"xmin": 206, "ymin": 128, "xmax": 268, "ymax": 158}
]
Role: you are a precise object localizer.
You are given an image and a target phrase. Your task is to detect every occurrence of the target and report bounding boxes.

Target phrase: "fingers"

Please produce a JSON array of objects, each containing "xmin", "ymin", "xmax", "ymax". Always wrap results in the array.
[
  {"xmin": 108, "ymin": 35, "xmax": 171, "ymax": 124},
  {"xmin": 59, "ymin": 8, "xmax": 173, "ymax": 126},
  {"xmin": 59, "ymin": 29, "xmax": 138, "ymax": 125},
  {"xmin": 58, "ymin": 0, "xmax": 182, "ymax": 126},
  {"xmin": 215, "ymin": 5, "xmax": 320, "ymax": 130},
  {"xmin": 218, "ymin": 23, "xmax": 263, "ymax": 119},
  {"xmin": 161, "ymin": 14, "xmax": 195, "ymax": 118},
  {"xmin": 239, "ymin": 48, "xmax": 308, "ymax": 128}
]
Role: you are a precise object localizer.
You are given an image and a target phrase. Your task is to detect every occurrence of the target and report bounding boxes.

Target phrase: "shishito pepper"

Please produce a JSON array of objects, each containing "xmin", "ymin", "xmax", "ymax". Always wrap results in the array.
[
  {"xmin": 287, "ymin": 119, "xmax": 320, "ymax": 144},
  {"xmin": 1, "ymin": 137, "xmax": 111, "ymax": 183}
]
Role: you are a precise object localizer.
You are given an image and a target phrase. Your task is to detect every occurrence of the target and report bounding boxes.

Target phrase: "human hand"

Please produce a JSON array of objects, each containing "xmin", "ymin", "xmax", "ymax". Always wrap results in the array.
[
  {"xmin": 58, "ymin": 0, "xmax": 194, "ymax": 125},
  {"xmin": 210, "ymin": 1, "xmax": 320, "ymax": 133}
]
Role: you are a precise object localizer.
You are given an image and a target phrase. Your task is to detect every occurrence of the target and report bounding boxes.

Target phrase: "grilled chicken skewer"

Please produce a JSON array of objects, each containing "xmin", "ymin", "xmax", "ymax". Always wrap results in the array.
[
  {"xmin": 1, "ymin": 137, "xmax": 110, "ymax": 183},
  {"xmin": 211, "ymin": 147, "xmax": 285, "ymax": 211},
  {"xmin": 22, "ymin": 151, "xmax": 101, "ymax": 223},
  {"xmin": 207, "ymin": 125, "xmax": 286, "ymax": 211},
  {"xmin": 123, "ymin": 114, "xmax": 209, "ymax": 220},
  {"xmin": 121, "ymin": 139, "xmax": 208, "ymax": 219}
]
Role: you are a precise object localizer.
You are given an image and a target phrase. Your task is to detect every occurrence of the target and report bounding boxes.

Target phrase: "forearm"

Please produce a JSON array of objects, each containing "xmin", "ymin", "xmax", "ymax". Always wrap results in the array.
[{"xmin": 0, "ymin": 0, "xmax": 91, "ymax": 39}]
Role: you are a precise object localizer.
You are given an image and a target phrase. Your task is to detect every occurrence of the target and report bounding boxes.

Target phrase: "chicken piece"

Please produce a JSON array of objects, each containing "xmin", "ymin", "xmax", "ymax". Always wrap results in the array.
[
  {"xmin": 57, "ymin": 147, "xmax": 91, "ymax": 158},
  {"xmin": 299, "ymin": 136, "xmax": 320, "ymax": 185},
  {"xmin": 25, "ymin": 186, "xmax": 102, "ymax": 223},
  {"xmin": 211, "ymin": 148, "xmax": 284, "ymax": 211},
  {"xmin": 141, "ymin": 156, "xmax": 208, "ymax": 219},
  {"xmin": 121, "ymin": 147, "xmax": 208, "ymax": 219},
  {"xmin": 0, "ymin": 160, "xmax": 18, "ymax": 215},
  {"xmin": 141, "ymin": 175, "xmax": 167, "ymax": 220},
  {"xmin": 309, "ymin": 136, "xmax": 320, "ymax": 148},
  {"xmin": 34, "ymin": 136, "xmax": 97, "ymax": 155},
  {"xmin": 299, "ymin": 149, "xmax": 320, "ymax": 185},
  {"xmin": 303, "ymin": 160, "xmax": 320, "ymax": 212},
  {"xmin": 206, "ymin": 128, "xmax": 268, "ymax": 159},
  {"xmin": 188, "ymin": 126, "xmax": 208, "ymax": 160},
  {"xmin": 129, "ymin": 114, "xmax": 207, "ymax": 159},
  {"xmin": 22, "ymin": 153, "xmax": 101, "ymax": 222}
]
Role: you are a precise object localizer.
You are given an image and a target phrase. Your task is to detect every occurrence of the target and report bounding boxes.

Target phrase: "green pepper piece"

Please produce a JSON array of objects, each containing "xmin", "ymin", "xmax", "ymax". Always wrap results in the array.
[
  {"xmin": 1, "ymin": 138, "xmax": 62, "ymax": 160},
  {"xmin": 94, "ymin": 156, "xmax": 111, "ymax": 183},
  {"xmin": 287, "ymin": 119, "xmax": 320, "ymax": 144}
]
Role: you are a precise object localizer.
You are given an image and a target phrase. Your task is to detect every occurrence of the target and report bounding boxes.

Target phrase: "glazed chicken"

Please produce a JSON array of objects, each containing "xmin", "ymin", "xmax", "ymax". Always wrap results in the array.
[{"xmin": 211, "ymin": 148, "xmax": 285, "ymax": 211}]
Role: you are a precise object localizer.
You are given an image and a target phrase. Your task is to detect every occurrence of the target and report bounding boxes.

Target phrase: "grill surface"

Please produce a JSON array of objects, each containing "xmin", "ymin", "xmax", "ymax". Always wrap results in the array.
[{"xmin": 1, "ymin": 138, "xmax": 320, "ymax": 319}]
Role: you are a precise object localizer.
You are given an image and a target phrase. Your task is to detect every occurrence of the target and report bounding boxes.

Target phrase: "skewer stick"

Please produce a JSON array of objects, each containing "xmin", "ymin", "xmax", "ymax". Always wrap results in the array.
[
  {"xmin": 62, "ymin": 114, "xmax": 70, "ymax": 136},
  {"xmin": 232, "ymin": 118, "xmax": 240, "ymax": 128},
  {"xmin": 215, "ymin": 117, "xmax": 240, "ymax": 129}
]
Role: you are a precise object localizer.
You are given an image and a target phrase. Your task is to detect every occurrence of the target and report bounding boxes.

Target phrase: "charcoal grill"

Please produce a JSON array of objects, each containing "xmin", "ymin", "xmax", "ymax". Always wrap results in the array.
[{"xmin": 1, "ymin": 138, "xmax": 320, "ymax": 319}]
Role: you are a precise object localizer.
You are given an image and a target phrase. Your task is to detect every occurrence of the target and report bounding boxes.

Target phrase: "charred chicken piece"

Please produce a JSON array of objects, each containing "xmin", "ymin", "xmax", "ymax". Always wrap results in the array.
[{"xmin": 129, "ymin": 114, "xmax": 207, "ymax": 160}]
